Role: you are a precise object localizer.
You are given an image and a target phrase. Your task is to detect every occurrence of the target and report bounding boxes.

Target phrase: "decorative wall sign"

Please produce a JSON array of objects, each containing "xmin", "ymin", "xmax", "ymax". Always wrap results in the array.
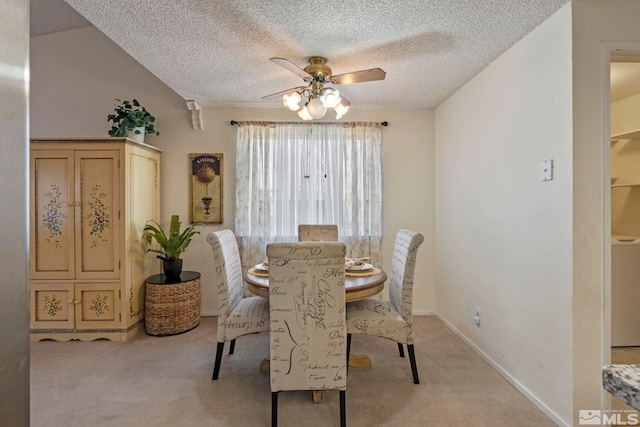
[{"xmin": 189, "ymin": 153, "xmax": 223, "ymax": 224}]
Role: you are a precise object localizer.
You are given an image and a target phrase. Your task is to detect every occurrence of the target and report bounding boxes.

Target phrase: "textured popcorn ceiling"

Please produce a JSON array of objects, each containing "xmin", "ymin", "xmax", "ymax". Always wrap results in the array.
[{"xmin": 35, "ymin": 0, "xmax": 571, "ymax": 109}]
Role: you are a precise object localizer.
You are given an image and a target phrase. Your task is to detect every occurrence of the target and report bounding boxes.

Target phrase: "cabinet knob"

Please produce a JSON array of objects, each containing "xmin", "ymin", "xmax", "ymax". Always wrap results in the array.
[
  {"xmin": 66, "ymin": 299, "xmax": 74, "ymax": 304},
  {"xmin": 74, "ymin": 201, "xmax": 81, "ymax": 207},
  {"xmin": 68, "ymin": 202, "xmax": 74, "ymax": 207},
  {"xmin": 73, "ymin": 300, "xmax": 80, "ymax": 305}
]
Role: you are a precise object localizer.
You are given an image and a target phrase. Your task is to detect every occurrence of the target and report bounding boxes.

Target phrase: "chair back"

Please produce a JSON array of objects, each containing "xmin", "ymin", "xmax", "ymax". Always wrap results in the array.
[
  {"xmin": 207, "ymin": 230, "xmax": 245, "ymax": 342},
  {"xmin": 298, "ymin": 224, "xmax": 339, "ymax": 242},
  {"xmin": 267, "ymin": 241, "xmax": 347, "ymax": 392},
  {"xmin": 388, "ymin": 230, "xmax": 424, "ymax": 341}
]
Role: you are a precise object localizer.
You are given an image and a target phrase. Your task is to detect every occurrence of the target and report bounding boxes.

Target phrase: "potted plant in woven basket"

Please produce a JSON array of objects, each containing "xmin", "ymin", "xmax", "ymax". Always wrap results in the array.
[{"xmin": 143, "ymin": 215, "xmax": 202, "ymax": 280}]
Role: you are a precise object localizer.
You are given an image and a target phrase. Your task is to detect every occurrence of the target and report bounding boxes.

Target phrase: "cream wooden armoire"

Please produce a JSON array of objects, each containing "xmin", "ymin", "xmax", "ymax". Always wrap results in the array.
[{"xmin": 29, "ymin": 138, "xmax": 161, "ymax": 341}]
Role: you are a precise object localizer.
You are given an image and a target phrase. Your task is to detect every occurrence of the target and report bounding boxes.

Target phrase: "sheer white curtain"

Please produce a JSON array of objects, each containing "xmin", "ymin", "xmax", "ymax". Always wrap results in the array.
[{"xmin": 235, "ymin": 121, "xmax": 382, "ymax": 269}]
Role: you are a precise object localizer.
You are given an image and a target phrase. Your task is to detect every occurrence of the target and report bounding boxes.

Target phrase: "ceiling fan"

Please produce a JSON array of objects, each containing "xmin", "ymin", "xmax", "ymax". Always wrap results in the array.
[{"xmin": 263, "ymin": 56, "xmax": 386, "ymax": 120}]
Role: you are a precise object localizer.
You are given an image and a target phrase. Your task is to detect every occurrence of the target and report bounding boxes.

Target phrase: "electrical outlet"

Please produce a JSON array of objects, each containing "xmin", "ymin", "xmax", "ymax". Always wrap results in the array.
[{"xmin": 473, "ymin": 307, "xmax": 482, "ymax": 327}]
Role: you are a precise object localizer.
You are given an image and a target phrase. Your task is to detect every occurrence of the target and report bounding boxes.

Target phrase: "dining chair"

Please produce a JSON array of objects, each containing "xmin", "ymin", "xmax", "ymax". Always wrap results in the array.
[
  {"xmin": 345, "ymin": 229, "xmax": 424, "ymax": 384},
  {"xmin": 207, "ymin": 230, "xmax": 270, "ymax": 380},
  {"xmin": 267, "ymin": 241, "xmax": 348, "ymax": 427},
  {"xmin": 297, "ymin": 224, "xmax": 339, "ymax": 242}
]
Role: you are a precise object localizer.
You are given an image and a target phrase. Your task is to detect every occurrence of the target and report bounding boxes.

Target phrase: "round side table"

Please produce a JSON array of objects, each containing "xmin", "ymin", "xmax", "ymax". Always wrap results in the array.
[{"xmin": 145, "ymin": 271, "xmax": 201, "ymax": 336}]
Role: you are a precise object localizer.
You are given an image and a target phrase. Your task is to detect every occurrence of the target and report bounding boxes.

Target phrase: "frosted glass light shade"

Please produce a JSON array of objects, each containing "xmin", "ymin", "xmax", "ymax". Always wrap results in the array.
[
  {"xmin": 334, "ymin": 98, "xmax": 351, "ymax": 119},
  {"xmin": 307, "ymin": 97, "xmax": 327, "ymax": 119},
  {"xmin": 283, "ymin": 92, "xmax": 301, "ymax": 111},
  {"xmin": 297, "ymin": 105, "xmax": 313, "ymax": 121},
  {"xmin": 320, "ymin": 88, "xmax": 340, "ymax": 108}
]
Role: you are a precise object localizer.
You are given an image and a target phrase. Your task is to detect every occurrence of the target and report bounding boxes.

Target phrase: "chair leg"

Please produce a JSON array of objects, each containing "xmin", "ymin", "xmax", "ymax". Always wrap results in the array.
[
  {"xmin": 346, "ymin": 334, "xmax": 352, "ymax": 373},
  {"xmin": 229, "ymin": 339, "xmax": 236, "ymax": 355},
  {"xmin": 340, "ymin": 390, "xmax": 346, "ymax": 427},
  {"xmin": 212, "ymin": 342, "xmax": 225, "ymax": 380},
  {"xmin": 272, "ymin": 392, "xmax": 278, "ymax": 427},
  {"xmin": 397, "ymin": 342, "xmax": 405, "ymax": 358},
  {"xmin": 407, "ymin": 344, "xmax": 420, "ymax": 384}
]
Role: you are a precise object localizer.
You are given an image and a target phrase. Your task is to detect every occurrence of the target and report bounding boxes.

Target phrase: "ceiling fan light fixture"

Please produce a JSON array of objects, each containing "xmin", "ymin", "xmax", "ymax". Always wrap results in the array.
[
  {"xmin": 307, "ymin": 97, "xmax": 327, "ymax": 119},
  {"xmin": 298, "ymin": 105, "xmax": 313, "ymax": 121},
  {"xmin": 266, "ymin": 56, "xmax": 384, "ymax": 121},
  {"xmin": 320, "ymin": 87, "xmax": 340, "ymax": 108},
  {"xmin": 334, "ymin": 98, "xmax": 351, "ymax": 119},
  {"xmin": 283, "ymin": 92, "xmax": 301, "ymax": 111}
]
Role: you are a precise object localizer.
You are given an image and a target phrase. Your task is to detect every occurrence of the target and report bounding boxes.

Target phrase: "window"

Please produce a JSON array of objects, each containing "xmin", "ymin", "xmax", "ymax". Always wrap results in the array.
[{"xmin": 235, "ymin": 121, "xmax": 382, "ymax": 268}]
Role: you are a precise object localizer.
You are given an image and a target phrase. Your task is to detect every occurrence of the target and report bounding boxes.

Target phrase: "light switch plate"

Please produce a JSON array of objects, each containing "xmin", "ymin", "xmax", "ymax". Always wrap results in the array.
[{"xmin": 541, "ymin": 159, "xmax": 553, "ymax": 181}]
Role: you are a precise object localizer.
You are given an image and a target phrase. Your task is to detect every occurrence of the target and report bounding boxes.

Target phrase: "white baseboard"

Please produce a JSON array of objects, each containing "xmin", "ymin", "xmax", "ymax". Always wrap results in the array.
[
  {"xmin": 414, "ymin": 310, "xmax": 436, "ymax": 315},
  {"xmin": 435, "ymin": 313, "xmax": 569, "ymax": 427}
]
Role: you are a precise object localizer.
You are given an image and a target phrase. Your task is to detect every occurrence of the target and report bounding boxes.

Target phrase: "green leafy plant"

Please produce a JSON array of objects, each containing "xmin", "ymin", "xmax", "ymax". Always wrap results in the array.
[
  {"xmin": 201, "ymin": 196, "xmax": 213, "ymax": 201},
  {"xmin": 143, "ymin": 215, "xmax": 201, "ymax": 261},
  {"xmin": 107, "ymin": 99, "xmax": 160, "ymax": 137}
]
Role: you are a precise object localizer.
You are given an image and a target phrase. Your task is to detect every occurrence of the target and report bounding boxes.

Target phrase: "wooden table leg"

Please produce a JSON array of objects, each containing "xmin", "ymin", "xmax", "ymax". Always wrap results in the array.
[
  {"xmin": 313, "ymin": 391, "xmax": 323, "ymax": 403},
  {"xmin": 348, "ymin": 353, "xmax": 372, "ymax": 368}
]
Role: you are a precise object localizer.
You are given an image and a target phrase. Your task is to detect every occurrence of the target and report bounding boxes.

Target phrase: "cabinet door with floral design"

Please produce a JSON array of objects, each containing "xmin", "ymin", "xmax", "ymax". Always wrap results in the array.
[
  {"xmin": 30, "ymin": 282, "xmax": 74, "ymax": 329},
  {"xmin": 75, "ymin": 150, "xmax": 120, "ymax": 280},
  {"xmin": 30, "ymin": 150, "xmax": 75, "ymax": 280},
  {"xmin": 75, "ymin": 282, "xmax": 120, "ymax": 330}
]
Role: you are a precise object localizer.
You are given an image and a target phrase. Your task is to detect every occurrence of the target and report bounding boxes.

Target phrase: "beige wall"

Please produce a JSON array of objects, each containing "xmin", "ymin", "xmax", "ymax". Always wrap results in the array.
[
  {"xmin": 0, "ymin": 0, "xmax": 29, "ymax": 424},
  {"xmin": 435, "ymin": 4, "xmax": 573, "ymax": 425},
  {"xmin": 612, "ymin": 92, "xmax": 640, "ymax": 135},
  {"xmin": 572, "ymin": 0, "xmax": 640, "ymax": 423},
  {"xmin": 30, "ymin": 26, "xmax": 436, "ymax": 316}
]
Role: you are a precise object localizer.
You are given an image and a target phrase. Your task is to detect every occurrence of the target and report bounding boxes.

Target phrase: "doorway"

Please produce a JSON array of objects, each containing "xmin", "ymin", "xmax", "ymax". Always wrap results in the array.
[{"xmin": 608, "ymin": 54, "xmax": 640, "ymax": 411}]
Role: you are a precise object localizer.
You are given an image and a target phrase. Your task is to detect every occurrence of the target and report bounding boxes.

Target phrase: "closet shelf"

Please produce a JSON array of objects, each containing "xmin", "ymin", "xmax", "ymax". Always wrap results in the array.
[
  {"xmin": 611, "ymin": 129, "xmax": 640, "ymax": 140},
  {"xmin": 611, "ymin": 183, "xmax": 640, "ymax": 188}
]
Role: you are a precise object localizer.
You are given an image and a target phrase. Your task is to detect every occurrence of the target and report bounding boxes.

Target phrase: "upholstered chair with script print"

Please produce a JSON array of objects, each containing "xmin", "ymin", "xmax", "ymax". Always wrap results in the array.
[
  {"xmin": 207, "ymin": 230, "xmax": 270, "ymax": 380},
  {"xmin": 345, "ymin": 229, "xmax": 424, "ymax": 384},
  {"xmin": 267, "ymin": 241, "xmax": 348, "ymax": 427},
  {"xmin": 298, "ymin": 224, "xmax": 339, "ymax": 241}
]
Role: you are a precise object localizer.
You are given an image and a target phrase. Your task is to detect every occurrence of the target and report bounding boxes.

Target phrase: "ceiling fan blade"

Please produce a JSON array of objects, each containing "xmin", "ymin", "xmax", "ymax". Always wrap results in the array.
[
  {"xmin": 269, "ymin": 57, "xmax": 311, "ymax": 79},
  {"xmin": 331, "ymin": 68, "xmax": 386, "ymax": 85},
  {"xmin": 261, "ymin": 86, "xmax": 306, "ymax": 100}
]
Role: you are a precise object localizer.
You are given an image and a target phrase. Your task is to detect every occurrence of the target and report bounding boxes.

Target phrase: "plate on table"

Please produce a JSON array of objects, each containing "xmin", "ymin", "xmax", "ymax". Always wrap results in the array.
[
  {"xmin": 345, "ymin": 262, "xmax": 373, "ymax": 271},
  {"xmin": 254, "ymin": 263, "xmax": 269, "ymax": 271}
]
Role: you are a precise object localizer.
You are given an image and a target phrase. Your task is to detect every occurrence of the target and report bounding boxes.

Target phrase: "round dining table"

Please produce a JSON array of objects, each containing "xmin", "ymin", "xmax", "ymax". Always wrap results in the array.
[{"xmin": 244, "ymin": 268, "xmax": 387, "ymax": 302}]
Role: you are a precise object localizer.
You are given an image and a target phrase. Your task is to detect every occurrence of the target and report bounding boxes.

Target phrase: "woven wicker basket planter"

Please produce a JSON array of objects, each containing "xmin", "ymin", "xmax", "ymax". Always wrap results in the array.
[{"xmin": 145, "ymin": 272, "xmax": 201, "ymax": 336}]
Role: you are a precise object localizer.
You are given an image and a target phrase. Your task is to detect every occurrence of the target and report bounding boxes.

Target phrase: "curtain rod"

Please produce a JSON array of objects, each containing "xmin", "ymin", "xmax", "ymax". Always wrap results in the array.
[{"xmin": 229, "ymin": 120, "xmax": 388, "ymax": 127}]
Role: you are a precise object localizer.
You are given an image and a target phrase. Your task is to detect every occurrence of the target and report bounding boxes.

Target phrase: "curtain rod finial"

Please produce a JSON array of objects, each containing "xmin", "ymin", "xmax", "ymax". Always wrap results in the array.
[{"xmin": 230, "ymin": 120, "xmax": 238, "ymax": 126}]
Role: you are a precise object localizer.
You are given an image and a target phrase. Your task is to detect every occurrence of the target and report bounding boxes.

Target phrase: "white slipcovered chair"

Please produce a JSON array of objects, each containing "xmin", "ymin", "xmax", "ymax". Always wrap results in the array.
[
  {"xmin": 207, "ymin": 230, "xmax": 270, "ymax": 380},
  {"xmin": 345, "ymin": 229, "xmax": 424, "ymax": 384},
  {"xmin": 267, "ymin": 241, "xmax": 348, "ymax": 427},
  {"xmin": 298, "ymin": 224, "xmax": 339, "ymax": 242}
]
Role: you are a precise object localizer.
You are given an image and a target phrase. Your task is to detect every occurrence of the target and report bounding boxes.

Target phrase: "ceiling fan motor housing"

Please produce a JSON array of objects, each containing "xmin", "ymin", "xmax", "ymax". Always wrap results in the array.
[{"xmin": 304, "ymin": 57, "xmax": 332, "ymax": 81}]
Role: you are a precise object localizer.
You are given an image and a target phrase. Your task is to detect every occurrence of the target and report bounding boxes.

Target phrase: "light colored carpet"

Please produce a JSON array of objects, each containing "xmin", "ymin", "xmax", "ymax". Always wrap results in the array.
[{"xmin": 30, "ymin": 316, "xmax": 555, "ymax": 426}]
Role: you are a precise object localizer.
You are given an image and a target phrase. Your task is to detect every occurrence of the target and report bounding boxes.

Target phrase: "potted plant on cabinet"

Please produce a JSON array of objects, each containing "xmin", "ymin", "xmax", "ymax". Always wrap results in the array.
[
  {"xmin": 143, "ymin": 215, "xmax": 202, "ymax": 280},
  {"xmin": 107, "ymin": 98, "xmax": 160, "ymax": 143}
]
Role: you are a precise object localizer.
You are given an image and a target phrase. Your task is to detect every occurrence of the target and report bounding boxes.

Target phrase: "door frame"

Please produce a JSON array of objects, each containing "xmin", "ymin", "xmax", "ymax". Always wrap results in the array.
[{"xmin": 601, "ymin": 42, "xmax": 640, "ymax": 410}]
